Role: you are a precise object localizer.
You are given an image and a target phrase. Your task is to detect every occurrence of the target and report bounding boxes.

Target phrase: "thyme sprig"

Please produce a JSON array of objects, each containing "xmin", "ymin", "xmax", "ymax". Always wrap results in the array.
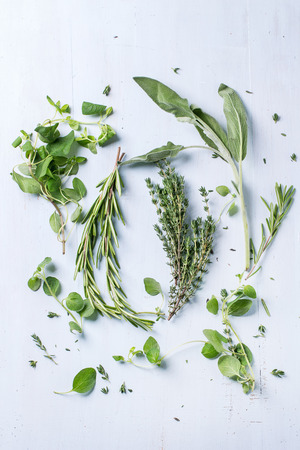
[
  {"xmin": 75, "ymin": 148, "xmax": 155, "ymax": 330},
  {"xmin": 31, "ymin": 334, "xmax": 57, "ymax": 365},
  {"xmin": 146, "ymin": 162, "xmax": 215, "ymax": 320}
]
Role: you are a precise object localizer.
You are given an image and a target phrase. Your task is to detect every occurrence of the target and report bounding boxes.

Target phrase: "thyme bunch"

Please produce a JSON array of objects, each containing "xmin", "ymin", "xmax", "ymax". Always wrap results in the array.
[
  {"xmin": 146, "ymin": 162, "xmax": 215, "ymax": 320},
  {"xmin": 75, "ymin": 148, "xmax": 154, "ymax": 330}
]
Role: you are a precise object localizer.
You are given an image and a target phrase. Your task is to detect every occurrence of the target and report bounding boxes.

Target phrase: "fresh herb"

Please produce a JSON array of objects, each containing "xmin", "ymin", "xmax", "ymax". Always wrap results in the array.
[
  {"xmin": 120, "ymin": 382, "xmax": 126, "ymax": 394},
  {"xmin": 65, "ymin": 348, "xmax": 70, "ymax": 352},
  {"xmin": 146, "ymin": 163, "xmax": 215, "ymax": 320},
  {"xmin": 103, "ymin": 85, "xmax": 111, "ymax": 96},
  {"xmin": 281, "ymin": 133, "xmax": 286, "ymax": 137},
  {"xmin": 272, "ymin": 113, "xmax": 279, "ymax": 123},
  {"xmin": 254, "ymin": 325, "xmax": 266, "ymax": 338},
  {"xmin": 47, "ymin": 312, "xmax": 60, "ymax": 318},
  {"xmin": 28, "ymin": 257, "xmax": 86, "ymax": 333},
  {"xmin": 245, "ymin": 90, "xmax": 253, "ymax": 94},
  {"xmin": 101, "ymin": 387, "xmax": 109, "ymax": 394},
  {"xmin": 174, "ymin": 417, "xmax": 180, "ymax": 422},
  {"xmin": 97, "ymin": 364, "xmax": 109, "ymax": 381},
  {"xmin": 29, "ymin": 360, "xmax": 37, "ymax": 368},
  {"xmin": 54, "ymin": 368, "xmax": 97, "ymax": 394},
  {"xmin": 11, "ymin": 96, "xmax": 115, "ymax": 253},
  {"xmin": 144, "ymin": 278, "xmax": 165, "ymax": 321},
  {"xmin": 31, "ymin": 334, "xmax": 57, "ymax": 365},
  {"xmin": 263, "ymin": 158, "xmax": 266, "ymax": 164},
  {"xmin": 172, "ymin": 68, "xmax": 180, "ymax": 74},
  {"xmin": 75, "ymin": 148, "xmax": 155, "ymax": 330},
  {"xmin": 291, "ymin": 153, "xmax": 297, "ymax": 162},
  {"xmin": 261, "ymin": 298, "xmax": 271, "ymax": 316},
  {"xmin": 128, "ymin": 389, "xmax": 133, "ymax": 393},
  {"xmin": 271, "ymin": 369, "xmax": 285, "ymax": 378}
]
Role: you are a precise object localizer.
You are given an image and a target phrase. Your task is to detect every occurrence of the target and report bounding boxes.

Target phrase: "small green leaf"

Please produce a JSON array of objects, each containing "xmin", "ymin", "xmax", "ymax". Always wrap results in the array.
[
  {"xmin": 47, "ymin": 131, "xmax": 75, "ymax": 157},
  {"xmin": 216, "ymin": 185, "xmax": 230, "ymax": 197},
  {"xmin": 82, "ymin": 101, "xmax": 107, "ymax": 115},
  {"xmin": 80, "ymin": 301, "xmax": 95, "ymax": 318},
  {"xmin": 206, "ymin": 296, "xmax": 219, "ymax": 315},
  {"xmin": 234, "ymin": 343, "xmax": 253, "ymax": 366},
  {"xmin": 71, "ymin": 205, "xmax": 82, "ymax": 223},
  {"xmin": 62, "ymin": 188, "xmax": 82, "ymax": 202},
  {"xmin": 46, "ymin": 175, "xmax": 61, "ymax": 193},
  {"xmin": 35, "ymin": 156, "xmax": 53, "ymax": 179},
  {"xmin": 71, "ymin": 368, "xmax": 97, "ymax": 393},
  {"xmin": 66, "ymin": 292, "xmax": 85, "ymax": 312},
  {"xmin": 35, "ymin": 123, "xmax": 60, "ymax": 143},
  {"xmin": 120, "ymin": 142, "xmax": 184, "ymax": 166},
  {"xmin": 243, "ymin": 285, "xmax": 257, "ymax": 298},
  {"xmin": 228, "ymin": 202, "xmax": 238, "ymax": 216},
  {"xmin": 218, "ymin": 355, "xmax": 241, "ymax": 378},
  {"xmin": 12, "ymin": 136, "xmax": 22, "ymax": 148},
  {"xmin": 22, "ymin": 141, "xmax": 34, "ymax": 152},
  {"xmin": 12, "ymin": 172, "xmax": 41, "ymax": 194},
  {"xmin": 37, "ymin": 257, "xmax": 52, "ymax": 271},
  {"xmin": 143, "ymin": 336, "xmax": 160, "ymax": 364},
  {"xmin": 69, "ymin": 321, "xmax": 82, "ymax": 333},
  {"xmin": 113, "ymin": 355, "xmax": 125, "ymax": 362},
  {"xmin": 49, "ymin": 212, "xmax": 61, "ymax": 233},
  {"xmin": 17, "ymin": 163, "xmax": 32, "ymax": 176},
  {"xmin": 28, "ymin": 276, "xmax": 41, "ymax": 291},
  {"xmin": 201, "ymin": 343, "xmax": 220, "ymax": 359},
  {"xmin": 144, "ymin": 278, "xmax": 162, "ymax": 296},
  {"xmin": 98, "ymin": 124, "xmax": 116, "ymax": 146},
  {"xmin": 203, "ymin": 329, "xmax": 228, "ymax": 353},
  {"xmin": 68, "ymin": 119, "xmax": 80, "ymax": 131},
  {"xmin": 227, "ymin": 298, "xmax": 253, "ymax": 316},
  {"xmin": 43, "ymin": 277, "xmax": 61, "ymax": 296},
  {"xmin": 72, "ymin": 177, "xmax": 87, "ymax": 198}
]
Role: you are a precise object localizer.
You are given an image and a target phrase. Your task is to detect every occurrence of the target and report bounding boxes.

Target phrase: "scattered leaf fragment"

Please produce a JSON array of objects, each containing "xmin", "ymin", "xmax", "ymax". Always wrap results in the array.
[{"xmin": 272, "ymin": 113, "xmax": 279, "ymax": 123}]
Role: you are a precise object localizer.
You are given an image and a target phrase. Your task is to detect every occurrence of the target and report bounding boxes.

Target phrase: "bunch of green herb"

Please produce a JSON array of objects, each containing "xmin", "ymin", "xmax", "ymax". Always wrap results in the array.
[
  {"xmin": 75, "ymin": 148, "xmax": 156, "ymax": 330},
  {"xmin": 28, "ymin": 257, "xmax": 94, "ymax": 334},
  {"xmin": 11, "ymin": 96, "xmax": 115, "ymax": 253},
  {"xmin": 146, "ymin": 162, "xmax": 215, "ymax": 320}
]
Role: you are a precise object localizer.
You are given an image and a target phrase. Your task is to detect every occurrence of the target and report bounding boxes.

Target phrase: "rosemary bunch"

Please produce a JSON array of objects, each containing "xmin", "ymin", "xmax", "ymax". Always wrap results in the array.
[
  {"xmin": 75, "ymin": 148, "xmax": 154, "ymax": 330},
  {"xmin": 146, "ymin": 162, "xmax": 215, "ymax": 320}
]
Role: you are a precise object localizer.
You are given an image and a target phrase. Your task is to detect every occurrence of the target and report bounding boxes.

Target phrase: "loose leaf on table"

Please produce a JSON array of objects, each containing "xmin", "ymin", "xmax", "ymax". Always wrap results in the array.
[
  {"xmin": 47, "ymin": 131, "xmax": 75, "ymax": 157},
  {"xmin": 120, "ymin": 142, "xmax": 184, "ymax": 166},
  {"xmin": 54, "ymin": 368, "xmax": 96, "ymax": 394},
  {"xmin": 206, "ymin": 296, "xmax": 219, "ymax": 315},
  {"xmin": 11, "ymin": 172, "xmax": 41, "ymax": 194},
  {"xmin": 227, "ymin": 298, "xmax": 253, "ymax": 316},
  {"xmin": 201, "ymin": 343, "xmax": 220, "ymax": 359},
  {"xmin": 66, "ymin": 292, "xmax": 85, "ymax": 312},
  {"xmin": 82, "ymin": 101, "xmax": 106, "ymax": 116},
  {"xmin": 143, "ymin": 336, "xmax": 161, "ymax": 364},
  {"xmin": 218, "ymin": 84, "xmax": 248, "ymax": 162},
  {"xmin": 144, "ymin": 278, "xmax": 162, "ymax": 296},
  {"xmin": 203, "ymin": 329, "xmax": 228, "ymax": 353},
  {"xmin": 133, "ymin": 77, "xmax": 195, "ymax": 122},
  {"xmin": 43, "ymin": 277, "xmax": 61, "ymax": 296},
  {"xmin": 218, "ymin": 355, "xmax": 241, "ymax": 378}
]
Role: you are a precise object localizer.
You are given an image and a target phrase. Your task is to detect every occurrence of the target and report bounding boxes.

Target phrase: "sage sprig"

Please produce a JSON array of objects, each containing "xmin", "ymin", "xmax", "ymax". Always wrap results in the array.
[
  {"xmin": 11, "ymin": 96, "xmax": 115, "ymax": 253},
  {"xmin": 75, "ymin": 148, "xmax": 155, "ymax": 330},
  {"xmin": 146, "ymin": 162, "xmax": 215, "ymax": 320}
]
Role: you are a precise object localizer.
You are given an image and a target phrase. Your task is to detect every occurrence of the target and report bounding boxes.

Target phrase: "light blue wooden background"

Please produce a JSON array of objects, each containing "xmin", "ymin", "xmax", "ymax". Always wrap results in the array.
[{"xmin": 1, "ymin": 1, "xmax": 299, "ymax": 449}]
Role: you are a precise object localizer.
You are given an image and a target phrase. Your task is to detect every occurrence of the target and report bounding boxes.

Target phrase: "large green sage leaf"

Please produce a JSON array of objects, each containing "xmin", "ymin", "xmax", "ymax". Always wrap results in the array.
[
  {"xmin": 218, "ymin": 84, "xmax": 247, "ymax": 162},
  {"xmin": 120, "ymin": 142, "xmax": 184, "ymax": 166},
  {"xmin": 192, "ymin": 106, "xmax": 229, "ymax": 152},
  {"xmin": 134, "ymin": 77, "xmax": 195, "ymax": 122}
]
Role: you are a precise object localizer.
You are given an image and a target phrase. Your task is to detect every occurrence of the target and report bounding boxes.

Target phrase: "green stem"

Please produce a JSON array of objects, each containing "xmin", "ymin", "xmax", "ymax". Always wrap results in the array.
[
  {"xmin": 238, "ymin": 160, "xmax": 250, "ymax": 271},
  {"xmin": 160, "ymin": 340, "xmax": 206, "ymax": 362}
]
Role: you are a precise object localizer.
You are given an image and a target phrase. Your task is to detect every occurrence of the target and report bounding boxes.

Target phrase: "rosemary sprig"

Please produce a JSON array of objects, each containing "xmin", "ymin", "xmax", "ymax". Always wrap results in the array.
[
  {"xmin": 75, "ymin": 148, "xmax": 154, "ymax": 330},
  {"xmin": 146, "ymin": 162, "xmax": 215, "ymax": 320},
  {"xmin": 31, "ymin": 334, "xmax": 57, "ymax": 365}
]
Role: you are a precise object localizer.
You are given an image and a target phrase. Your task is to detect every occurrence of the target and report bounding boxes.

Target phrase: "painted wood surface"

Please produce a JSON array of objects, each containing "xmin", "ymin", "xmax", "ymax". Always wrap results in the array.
[{"xmin": 1, "ymin": 1, "xmax": 299, "ymax": 449}]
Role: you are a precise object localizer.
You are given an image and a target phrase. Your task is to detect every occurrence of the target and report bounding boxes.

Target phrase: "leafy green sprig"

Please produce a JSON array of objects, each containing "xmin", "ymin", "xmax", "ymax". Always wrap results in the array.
[
  {"xmin": 11, "ymin": 96, "xmax": 115, "ymax": 253},
  {"xmin": 75, "ymin": 148, "xmax": 156, "ymax": 330},
  {"xmin": 146, "ymin": 162, "xmax": 215, "ymax": 320},
  {"xmin": 28, "ymin": 257, "xmax": 93, "ymax": 334},
  {"xmin": 31, "ymin": 334, "xmax": 57, "ymax": 365}
]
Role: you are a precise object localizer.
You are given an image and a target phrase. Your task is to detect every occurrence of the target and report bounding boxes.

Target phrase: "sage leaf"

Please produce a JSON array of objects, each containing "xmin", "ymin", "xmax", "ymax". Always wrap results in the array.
[
  {"xmin": 72, "ymin": 177, "xmax": 87, "ymax": 198},
  {"xmin": 66, "ymin": 292, "xmax": 85, "ymax": 312},
  {"xmin": 218, "ymin": 84, "xmax": 248, "ymax": 162},
  {"xmin": 82, "ymin": 101, "xmax": 106, "ymax": 116},
  {"xmin": 227, "ymin": 298, "xmax": 252, "ymax": 316},
  {"xmin": 143, "ymin": 336, "xmax": 160, "ymax": 364},
  {"xmin": 35, "ymin": 123, "xmax": 60, "ymax": 143},
  {"xmin": 47, "ymin": 131, "xmax": 75, "ymax": 157},
  {"xmin": 69, "ymin": 321, "xmax": 82, "ymax": 333},
  {"xmin": 120, "ymin": 142, "xmax": 184, "ymax": 166},
  {"xmin": 201, "ymin": 343, "xmax": 220, "ymax": 359},
  {"xmin": 216, "ymin": 185, "xmax": 230, "ymax": 197},
  {"xmin": 243, "ymin": 285, "xmax": 257, "ymax": 298},
  {"xmin": 144, "ymin": 278, "xmax": 161, "ymax": 296},
  {"xmin": 43, "ymin": 277, "xmax": 61, "ymax": 296},
  {"xmin": 12, "ymin": 172, "xmax": 41, "ymax": 194},
  {"xmin": 203, "ymin": 329, "xmax": 228, "ymax": 353},
  {"xmin": 206, "ymin": 296, "xmax": 219, "ymax": 315},
  {"xmin": 28, "ymin": 276, "xmax": 41, "ymax": 291},
  {"xmin": 191, "ymin": 106, "xmax": 228, "ymax": 151},
  {"xmin": 49, "ymin": 212, "xmax": 61, "ymax": 233},
  {"xmin": 218, "ymin": 355, "xmax": 241, "ymax": 378},
  {"xmin": 134, "ymin": 77, "xmax": 195, "ymax": 122}
]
